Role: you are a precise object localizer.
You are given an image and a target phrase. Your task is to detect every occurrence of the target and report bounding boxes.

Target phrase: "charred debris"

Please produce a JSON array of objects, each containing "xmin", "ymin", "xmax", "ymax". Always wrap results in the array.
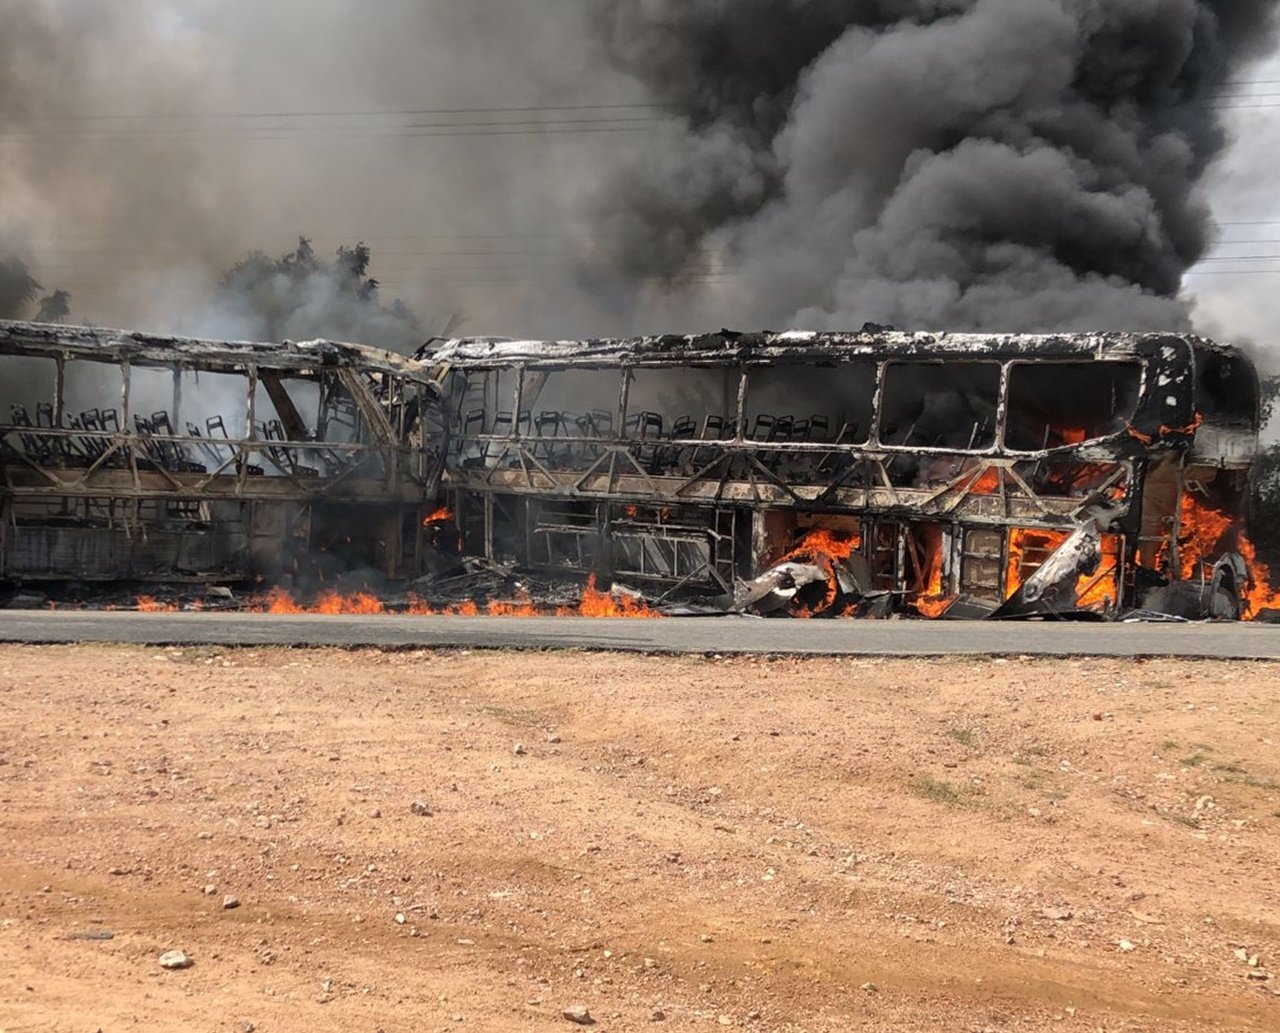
[{"xmin": 0, "ymin": 320, "xmax": 1273, "ymax": 622}]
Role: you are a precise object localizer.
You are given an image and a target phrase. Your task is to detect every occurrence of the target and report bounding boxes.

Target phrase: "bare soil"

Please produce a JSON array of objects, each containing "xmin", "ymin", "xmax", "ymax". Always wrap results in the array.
[{"xmin": 2, "ymin": 645, "xmax": 1279, "ymax": 1032}]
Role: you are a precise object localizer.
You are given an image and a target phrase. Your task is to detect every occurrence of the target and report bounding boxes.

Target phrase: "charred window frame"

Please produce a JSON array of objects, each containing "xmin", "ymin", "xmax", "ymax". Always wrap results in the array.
[
  {"xmin": 878, "ymin": 361, "xmax": 1001, "ymax": 452},
  {"xmin": 1003, "ymin": 360, "xmax": 1142, "ymax": 453},
  {"xmin": 520, "ymin": 365, "xmax": 627, "ymax": 462},
  {"xmin": 622, "ymin": 363, "xmax": 741, "ymax": 444},
  {"xmin": 1194, "ymin": 350, "xmax": 1259, "ymax": 429},
  {"xmin": 742, "ymin": 359, "xmax": 877, "ymax": 447}
]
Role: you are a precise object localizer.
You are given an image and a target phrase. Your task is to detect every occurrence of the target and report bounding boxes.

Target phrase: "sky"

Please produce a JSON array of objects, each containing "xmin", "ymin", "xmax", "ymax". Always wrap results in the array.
[{"xmin": 1190, "ymin": 49, "xmax": 1280, "ymax": 352}]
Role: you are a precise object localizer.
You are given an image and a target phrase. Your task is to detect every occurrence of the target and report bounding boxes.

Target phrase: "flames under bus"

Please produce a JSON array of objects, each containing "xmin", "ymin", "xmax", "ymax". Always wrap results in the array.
[{"xmin": 423, "ymin": 329, "xmax": 1265, "ymax": 620}]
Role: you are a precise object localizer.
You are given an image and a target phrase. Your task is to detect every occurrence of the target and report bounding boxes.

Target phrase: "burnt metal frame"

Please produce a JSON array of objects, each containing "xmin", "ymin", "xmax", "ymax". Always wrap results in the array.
[
  {"xmin": 0, "ymin": 321, "xmax": 444, "ymax": 582},
  {"xmin": 426, "ymin": 330, "xmax": 1257, "ymax": 604},
  {"xmin": 437, "ymin": 357, "xmax": 1146, "ymax": 528}
]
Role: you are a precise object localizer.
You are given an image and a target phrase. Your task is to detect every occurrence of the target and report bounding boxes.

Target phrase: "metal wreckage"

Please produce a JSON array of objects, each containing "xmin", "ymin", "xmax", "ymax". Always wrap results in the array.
[{"xmin": 0, "ymin": 318, "xmax": 1275, "ymax": 622}]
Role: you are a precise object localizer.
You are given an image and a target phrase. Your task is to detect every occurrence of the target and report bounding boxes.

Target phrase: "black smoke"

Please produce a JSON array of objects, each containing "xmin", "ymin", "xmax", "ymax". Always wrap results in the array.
[{"xmin": 586, "ymin": 0, "xmax": 1280, "ymax": 332}]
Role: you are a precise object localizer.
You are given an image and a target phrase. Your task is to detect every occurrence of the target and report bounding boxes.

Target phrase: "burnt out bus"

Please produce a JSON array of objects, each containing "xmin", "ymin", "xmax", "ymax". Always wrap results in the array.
[
  {"xmin": 422, "ymin": 329, "xmax": 1265, "ymax": 620},
  {"xmin": 0, "ymin": 321, "xmax": 443, "ymax": 586}
]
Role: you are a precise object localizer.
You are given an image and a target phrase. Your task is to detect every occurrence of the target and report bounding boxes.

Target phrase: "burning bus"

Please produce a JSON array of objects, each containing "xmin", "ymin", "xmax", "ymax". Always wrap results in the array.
[
  {"xmin": 0, "ymin": 320, "xmax": 444, "ymax": 588},
  {"xmin": 420, "ymin": 329, "xmax": 1272, "ymax": 621},
  {"xmin": 0, "ymin": 319, "xmax": 1274, "ymax": 621}
]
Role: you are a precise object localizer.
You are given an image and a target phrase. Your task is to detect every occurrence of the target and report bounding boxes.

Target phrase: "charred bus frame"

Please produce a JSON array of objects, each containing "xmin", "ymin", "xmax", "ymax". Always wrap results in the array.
[
  {"xmin": 0, "ymin": 321, "xmax": 443, "ymax": 585},
  {"xmin": 425, "ymin": 330, "xmax": 1260, "ymax": 619}
]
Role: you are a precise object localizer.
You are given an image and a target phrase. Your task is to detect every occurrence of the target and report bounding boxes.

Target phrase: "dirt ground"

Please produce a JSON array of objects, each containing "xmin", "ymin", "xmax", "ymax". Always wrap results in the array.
[{"xmin": 2, "ymin": 645, "xmax": 1279, "ymax": 1032}]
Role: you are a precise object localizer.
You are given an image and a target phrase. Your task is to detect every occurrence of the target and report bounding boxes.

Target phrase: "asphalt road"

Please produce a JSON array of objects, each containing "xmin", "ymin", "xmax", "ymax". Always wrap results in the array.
[{"xmin": 0, "ymin": 611, "xmax": 1278, "ymax": 658}]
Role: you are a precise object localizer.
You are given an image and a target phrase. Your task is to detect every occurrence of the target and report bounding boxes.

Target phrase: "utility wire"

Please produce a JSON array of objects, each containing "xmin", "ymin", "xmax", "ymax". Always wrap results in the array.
[{"xmin": 14, "ymin": 102, "xmax": 676, "ymax": 122}]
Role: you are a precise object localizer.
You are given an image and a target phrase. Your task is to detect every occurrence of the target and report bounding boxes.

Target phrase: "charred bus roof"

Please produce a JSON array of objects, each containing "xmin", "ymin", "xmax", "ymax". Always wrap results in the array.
[{"xmin": 424, "ymin": 328, "xmax": 1248, "ymax": 371}]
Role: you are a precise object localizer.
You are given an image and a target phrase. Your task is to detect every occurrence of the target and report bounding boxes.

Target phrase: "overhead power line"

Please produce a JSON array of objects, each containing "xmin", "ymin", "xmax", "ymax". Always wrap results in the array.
[{"xmin": 15, "ymin": 102, "xmax": 675, "ymax": 122}]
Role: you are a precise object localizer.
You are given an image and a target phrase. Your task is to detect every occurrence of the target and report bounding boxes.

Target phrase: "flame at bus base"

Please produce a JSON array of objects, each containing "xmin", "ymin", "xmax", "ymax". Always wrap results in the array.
[
  {"xmin": 912, "ymin": 525, "xmax": 954, "ymax": 619},
  {"xmin": 1168, "ymin": 494, "xmax": 1280, "ymax": 621},
  {"xmin": 241, "ymin": 577, "xmax": 662, "ymax": 619}
]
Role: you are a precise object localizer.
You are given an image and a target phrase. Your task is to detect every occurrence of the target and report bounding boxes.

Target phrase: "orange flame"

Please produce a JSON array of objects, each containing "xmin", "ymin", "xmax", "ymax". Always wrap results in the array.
[
  {"xmin": 969, "ymin": 468, "xmax": 1001, "ymax": 495},
  {"xmin": 776, "ymin": 529, "xmax": 862, "ymax": 618},
  {"xmin": 264, "ymin": 587, "xmax": 305, "ymax": 614},
  {"xmin": 912, "ymin": 524, "xmax": 954, "ymax": 618},
  {"xmin": 1175, "ymin": 494, "xmax": 1280, "ymax": 619},
  {"xmin": 251, "ymin": 587, "xmax": 384, "ymax": 615},
  {"xmin": 135, "ymin": 595, "xmax": 178, "ymax": 613},
  {"xmin": 1006, "ymin": 528, "xmax": 1122, "ymax": 611},
  {"xmin": 487, "ymin": 591, "xmax": 540, "ymax": 617},
  {"xmin": 1236, "ymin": 538, "xmax": 1280, "ymax": 619},
  {"xmin": 1176, "ymin": 494, "xmax": 1236, "ymax": 581},
  {"xmin": 423, "ymin": 505, "xmax": 454, "ymax": 528},
  {"xmin": 578, "ymin": 574, "xmax": 662, "ymax": 618}
]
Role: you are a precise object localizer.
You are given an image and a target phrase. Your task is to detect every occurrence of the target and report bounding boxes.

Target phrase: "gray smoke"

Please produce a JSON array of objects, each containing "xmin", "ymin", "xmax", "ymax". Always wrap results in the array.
[
  {"xmin": 0, "ymin": 1, "xmax": 644, "ymax": 345},
  {"xmin": 0, "ymin": 1, "xmax": 1276, "ymax": 342},
  {"xmin": 586, "ymin": 0, "xmax": 1280, "ymax": 333}
]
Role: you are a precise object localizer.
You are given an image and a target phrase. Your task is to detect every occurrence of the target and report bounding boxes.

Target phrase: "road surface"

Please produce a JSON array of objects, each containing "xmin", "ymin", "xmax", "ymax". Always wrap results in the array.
[{"xmin": 1, "ymin": 611, "xmax": 1278, "ymax": 657}]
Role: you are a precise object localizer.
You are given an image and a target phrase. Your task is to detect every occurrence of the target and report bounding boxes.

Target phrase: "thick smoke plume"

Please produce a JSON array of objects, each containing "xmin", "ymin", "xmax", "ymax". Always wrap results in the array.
[
  {"xmin": 0, "ymin": 1, "xmax": 638, "ymax": 345},
  {"xmin": 587, "ymin": 0, "xmax": 1279, "ymax": 333},
  {"xmin": 0, "ymin": 2, "xmax": 1276, "ymax": 342}
]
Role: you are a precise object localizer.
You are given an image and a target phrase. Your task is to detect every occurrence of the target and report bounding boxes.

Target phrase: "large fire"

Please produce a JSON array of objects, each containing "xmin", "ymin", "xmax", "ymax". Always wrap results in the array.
[
  {"xmin": 1173, "ymin": 493, "xmax": 1280, "ymax": 620},
  {"xmin": 578, "ymin": 575, "xmax": 663, "ymax": 618},
  {"xmin": 912, "ymin": 524, "xmax": 954, "ymax": 618},
  {"xmin": 775, "ymin": 528, "xmax": 862, "ymax": 618},
  {"xmin": 240, "ymin": 576, "xmax": 662, "ymax": 619},
  {"xmin": 1174, "ymin": 494, "xmax": 1236, "ymax": 581},
  {"xmin": 1005, "ymin": 528, "xmax": 1122, "ymax": 610}
]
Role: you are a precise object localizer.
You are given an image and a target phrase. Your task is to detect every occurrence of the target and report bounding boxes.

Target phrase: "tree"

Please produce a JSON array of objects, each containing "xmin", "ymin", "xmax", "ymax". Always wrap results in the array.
[
  {"xmin": 1250, "ymin": 374, "xmax": 1280, "ymax": 564},
  {"xmin": 34, "ymin": 289, "xmax": 72, "ymax": 324},
  {"xmin": 210, "ymin": 237, "xmax": 424, "ymax": 353},
  {"xmin": 0, "ymin": 256, "xmax": 43, "ymax": 320}
]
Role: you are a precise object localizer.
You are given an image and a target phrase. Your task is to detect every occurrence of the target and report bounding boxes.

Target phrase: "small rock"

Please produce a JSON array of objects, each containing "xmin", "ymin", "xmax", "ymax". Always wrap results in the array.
[
  {"xmin": 547, "ymin": 733, "xmax": 562, "ymax": 744},
  {"xmin": 718, "ymin": 1016, "xmax": 734, "ymax": 1026},
  {"xmin": 410, "ymin": 800, "xmax": 433, "ymax": 817},
  {"xmin": 1235, "ymin": 947, "xmax": 1250, "ymax": 962},
  {"xmin": 860, "ymin": 982, "xmax": 878, "ymax": 993},
  {"xmin": 1118, "ymin": 940, "xmax": 1135, "ymax": 953},
  {"xmin": 369, "ymin": 808, "xmax": 382, "ymax": 819},
  {"xmin": 394, "ymin": 912, "xmax": 406, "ymax": 925},
  {"xmin": 514, "ymin": 743, "xmax": 527, "ymax": 756},
  {"xmin": 197, "ymin": 831, "xmax": 214, "ymax": 841},
  {"xmin": 650, "ymin": 1009, "xmax": 666, "ymax": 1022},
  {"xmin": 239, "ymin": 1023, "xmax": 256, "ymax": 1033},
  {"xmin": 1248, "ymin": 970, "xmax": 1272, "ymax": 981},
  {"xmin": 700, "ymin": 933, "xmax": 713, "ymax": 943},
  {"xmin": 158, "ymin": 949, "xmax": 193, "ymax": 970},
  {"xmin": 222, "ymin": 895, "xmax": 241, "ymax": 910},
  {"xmin": 202, "ymin": 884, "xmax": 217, "ymax": 896},
  {"xmin": 562, "ymin": 1004, "xmax": 595, "ymax": 1025}
]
